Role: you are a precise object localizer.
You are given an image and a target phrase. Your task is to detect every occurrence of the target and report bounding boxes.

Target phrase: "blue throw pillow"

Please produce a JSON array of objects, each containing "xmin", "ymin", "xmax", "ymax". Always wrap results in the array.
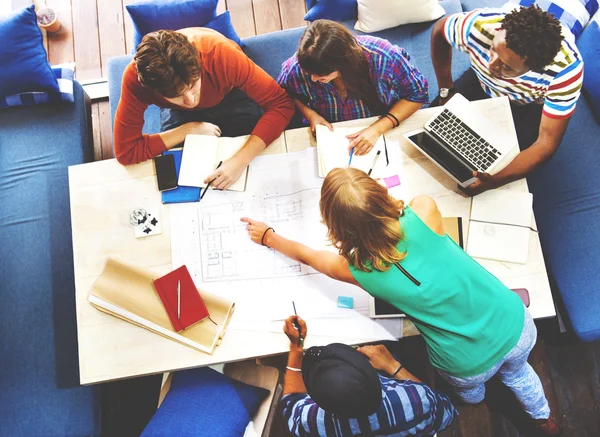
[
  {"xmin": 127, "ymin": 0, "xmax": 219, "ymax": 50},
  {"xmin": 578, "ymin": 19, "xmax": 600, "ymax": 120},
  {"xmin": 304, "ymin": 0, "xmax": 358, "ymax": 22},
  {"xmin": 0, "ymin": 64, "xmax": 74, "ymax": 110},
  {"xmin": 204, "ymin": 11, "xmax": 244, "ymax": 47},
  {"xmin": 0, "ymin": 5, "xmax": 59, "ymax": 96},
  {"xmin": 140, "ymin": 367, "xmax": 269, "ymax": 437}
]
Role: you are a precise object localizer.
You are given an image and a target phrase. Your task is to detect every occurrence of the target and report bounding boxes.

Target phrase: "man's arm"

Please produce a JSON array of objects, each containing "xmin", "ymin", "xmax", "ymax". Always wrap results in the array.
[
  {"xmin": 431, "ymin": 18, "xmax": 455, "ymax": 97},
  {"xmin": 465, "ymin": 114, "xmax": 570, "ymax": 195}
]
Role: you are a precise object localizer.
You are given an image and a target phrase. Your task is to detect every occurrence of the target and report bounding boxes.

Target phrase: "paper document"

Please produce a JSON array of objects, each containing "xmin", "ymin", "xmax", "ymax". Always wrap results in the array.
[
  {"xmin": 467, "ymin": 189, "xmax": 533, "ymax": 264},
  {"xmin": 316, "ymin": 125, "xmax": 387, "ymax": 177},
  {"xmin": 178, "ymin": 134, "xmax": 248, "ymax": 191}
]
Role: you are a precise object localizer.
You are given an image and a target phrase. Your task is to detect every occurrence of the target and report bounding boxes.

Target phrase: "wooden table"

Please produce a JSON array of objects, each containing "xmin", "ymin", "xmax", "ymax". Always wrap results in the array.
[{"xmin": 69, "ymin": 97, "xmax": 554, "ymax": 384}]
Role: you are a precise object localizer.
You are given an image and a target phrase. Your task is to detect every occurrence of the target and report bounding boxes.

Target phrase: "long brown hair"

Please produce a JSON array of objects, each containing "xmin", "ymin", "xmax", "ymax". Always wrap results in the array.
[
  {"xmin": 298, "ymin": 20, "xmax": 387, "ymax": 115},
  {"xmin": 320, "ymin": 168, "xmax": 406, "ymax": 272}
]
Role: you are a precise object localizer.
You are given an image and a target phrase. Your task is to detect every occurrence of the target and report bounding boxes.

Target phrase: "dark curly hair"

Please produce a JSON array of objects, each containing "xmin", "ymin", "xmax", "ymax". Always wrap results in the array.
[{"xmin": 501, "ymin": 5, "xmax": 563, "ymax": 71}]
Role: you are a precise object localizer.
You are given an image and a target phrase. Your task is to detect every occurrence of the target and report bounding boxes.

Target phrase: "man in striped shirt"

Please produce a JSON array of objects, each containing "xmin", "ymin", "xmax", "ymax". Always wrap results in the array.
[
  {"xmin": 431, "ymin": 3, "xmax": 585, "ymax": 195},
  {"xmin": 280, "ymin": 316, "xmax": 458, "ymax": 437}
]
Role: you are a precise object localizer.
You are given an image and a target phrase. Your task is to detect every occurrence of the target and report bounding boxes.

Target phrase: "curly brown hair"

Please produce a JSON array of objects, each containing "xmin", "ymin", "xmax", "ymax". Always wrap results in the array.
[
  {"xmin": 502, "ymin": 5, "xmax": 563, "ymax": 71},
  {"xmin": 134, "ymin": 30, "xmax": 200, "ymax": 98}
]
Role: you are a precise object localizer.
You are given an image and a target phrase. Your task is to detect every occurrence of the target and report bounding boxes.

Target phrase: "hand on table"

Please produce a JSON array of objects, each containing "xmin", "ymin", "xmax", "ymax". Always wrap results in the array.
[
  {"xmin": 184, "ymin": 121, "xmax": 222, "ymax": 137},
  {"xmin": 357, "ymin": 344, "xmax": 401, "ymax": 376},
  {"xmin": 284, "ymin": 315, "xmax": 307, "ymax": 349},
  {"xmin": 240, "ymin": 217, "xmax": 273, "ymax": 246},
  {"xmin": 346, "ymin": 125, "xmax": 381, "ymax": 156},
  {"xmin": 307, "ymin": 112, "xmax": 333, "ymax": 136},
  {"xmin": 204, "ymin": 157, "xmax": 247, "ymax": 190},
  {"xmin": 462, "ymin": 171, "xmax": 496, "ymax": 196}
]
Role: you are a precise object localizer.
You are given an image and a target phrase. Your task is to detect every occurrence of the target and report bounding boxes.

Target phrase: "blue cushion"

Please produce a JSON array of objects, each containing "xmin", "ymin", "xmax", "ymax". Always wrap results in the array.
[
  {"xmin": 0, "ymin": 5, "xmax": 59, "ymax": 96},
  {"xmin": 527, "ymin": 96, "xmax": 600, "ymax": 342},
  {"xmin": 461, "ymin": 0, "xmax": 505, "ymax": 10},
  {"xmin": 578, "ymin": 20, "xmax": 600, "ymax": 120},
  {"xmin": 204, "ymin": 11, "xmax": 244, "ymax": 47},
  {"xmin": 141, "ymin": 367, "xmax": 269, "ymax": 437},
  {"xmin": 0, "ymin": 64, "xmax": 75, "ymax": 109},
  {"xmin": 0, "ymin": 81, "xmax": 100, "ymax": 436},
  {"xmin": 127, "ymin": 0, "xmax": 219, "ymax": 50},
  {"xmin": 304, "ymin": 0, "xmax": 358, "ymax": 22}
]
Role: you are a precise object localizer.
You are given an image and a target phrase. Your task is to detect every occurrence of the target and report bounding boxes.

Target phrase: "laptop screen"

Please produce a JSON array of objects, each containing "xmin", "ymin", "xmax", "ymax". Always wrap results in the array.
[{"xmin": 407, "ymin": 132, "xmax": 474, "ymax": 183}]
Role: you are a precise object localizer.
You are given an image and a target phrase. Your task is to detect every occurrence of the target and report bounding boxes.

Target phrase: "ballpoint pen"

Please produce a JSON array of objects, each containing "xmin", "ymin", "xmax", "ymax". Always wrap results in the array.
[
  {"xmin": 348, "ymin": 147, "xmax": 354, "ymax": 166},
  {"xmin": 292, "ymin": 301, "xmax": 304, "ymax": 348},
  {"xmin": 367, "ymin": 150, "xmax": 381, "ymax": 176},
  {"xmin": 200, "ymin": 161, "xmax": 223, "ymax": 200}
]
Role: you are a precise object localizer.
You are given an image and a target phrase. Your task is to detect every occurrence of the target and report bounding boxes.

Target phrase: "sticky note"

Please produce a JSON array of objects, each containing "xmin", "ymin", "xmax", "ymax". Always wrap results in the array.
[
  {"xmin": 337, "ymin": 296, "xmax": 354, "ymax": 309},
  {"xmin": 384, "ymin": 175, "xmax": 401, "ymax": 188}
]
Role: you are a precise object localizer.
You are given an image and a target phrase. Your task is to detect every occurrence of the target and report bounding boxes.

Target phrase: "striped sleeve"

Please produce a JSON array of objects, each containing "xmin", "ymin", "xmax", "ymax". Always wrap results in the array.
[
  {"xmin": 277, "ymin": 54, "xmax": 311, "ymax": 105},
  {"xmin": 543, "ymin": 58, "xmax": 584, "ymax": 119},
  {"xmin": 443, "ymin": 10, "xmax": 481, "ymax": 53},
  {"xmin": 281, "ymin": 393, "xmax": 324, "ymax": 437}
]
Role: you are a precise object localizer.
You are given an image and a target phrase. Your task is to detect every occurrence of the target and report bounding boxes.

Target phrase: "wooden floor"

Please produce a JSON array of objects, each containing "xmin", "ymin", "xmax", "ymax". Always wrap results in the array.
[
  {"xmin": 23, "ymin": 1, "xmax": 600, "ymax": 435},
  {"xmin": 36, "ymin": 0, "xmax": 307, "ymax": 161}
]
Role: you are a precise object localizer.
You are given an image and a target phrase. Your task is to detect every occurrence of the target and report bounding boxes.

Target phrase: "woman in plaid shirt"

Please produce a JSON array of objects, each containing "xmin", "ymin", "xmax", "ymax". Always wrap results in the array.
[{"xmin": 277, "ymin": 19, "xmax": 429, "ymax": 156}]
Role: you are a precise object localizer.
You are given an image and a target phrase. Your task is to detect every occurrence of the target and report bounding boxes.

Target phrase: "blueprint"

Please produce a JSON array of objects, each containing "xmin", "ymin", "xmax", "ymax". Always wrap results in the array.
[{"xmin": 170, "ymin": 148, "xmax": 404, "ymax": 341}]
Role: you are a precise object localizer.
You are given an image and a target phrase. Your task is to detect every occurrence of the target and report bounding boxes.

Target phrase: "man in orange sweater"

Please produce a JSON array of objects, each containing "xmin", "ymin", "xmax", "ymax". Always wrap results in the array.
[{"xmin": 114, "ymin": 28, "xmax": 295, "ymax": 189}]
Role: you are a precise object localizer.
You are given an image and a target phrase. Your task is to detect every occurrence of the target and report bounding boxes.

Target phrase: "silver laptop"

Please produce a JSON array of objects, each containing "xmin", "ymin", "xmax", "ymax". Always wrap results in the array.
[{"xmin": 404, "ymin": 93, "xmax": 515, "ymax": 188}]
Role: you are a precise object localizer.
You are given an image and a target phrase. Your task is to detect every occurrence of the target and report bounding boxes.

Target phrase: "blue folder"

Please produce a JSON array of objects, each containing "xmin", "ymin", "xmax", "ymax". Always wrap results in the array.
[{"xmin": 161, "ymin": 150, "xmax": 201, "ymax": 204}]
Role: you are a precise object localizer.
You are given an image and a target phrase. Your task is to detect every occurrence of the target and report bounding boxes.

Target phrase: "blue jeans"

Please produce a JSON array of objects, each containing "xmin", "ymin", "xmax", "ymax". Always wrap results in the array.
[{"xmin": 437, "ymin": 307, "xmax": 550, "ymax": 420}]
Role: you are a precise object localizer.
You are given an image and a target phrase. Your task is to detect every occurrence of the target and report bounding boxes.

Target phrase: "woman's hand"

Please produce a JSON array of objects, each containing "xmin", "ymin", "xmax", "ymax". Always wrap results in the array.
[
  {"xmin": 357, "ymin": 344, "xmax": 401, "ymax": 376},
  {"xmin": 184, "ymin": 121, "xmax": 222, "ymax": 137},
  {"xmin": 346, "ymin": 125, "xmax": 382, "ymax": 156},
  {"xmin": 307, "ymin": 111, "xmax": 333, "ymax": 136},
  {"xmin": 284, "ymin": 316, "xmax": 307, "ymax": 349},
  {"xmin": 204, "ymin": 156, "xmax": 247, "ymax": 190},
  {"xmin": 240, "ymin": 217, "xmax": 274, "ymax": 246}
]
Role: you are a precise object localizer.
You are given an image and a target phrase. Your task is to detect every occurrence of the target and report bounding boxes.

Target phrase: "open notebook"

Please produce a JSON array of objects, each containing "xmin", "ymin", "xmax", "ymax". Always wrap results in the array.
[
  {"xmin": 178, "ymin": 134, "xmax": 249, "ymax": 192},
  {"xmin": 316, "ymin": 125, "xmax": 386, "ymax": 178},
  {"xmin": 466, "ymin": 190, "xmax": 533, "ymax": 264},
  {"xmin": 88, "ymin": 257, "xmax": 235, "ymax": 354}
]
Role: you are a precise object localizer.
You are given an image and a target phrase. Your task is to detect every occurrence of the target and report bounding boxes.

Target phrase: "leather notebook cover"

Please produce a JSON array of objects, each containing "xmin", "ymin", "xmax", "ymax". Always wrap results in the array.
[{"xmin": 153, "ymin": 265, "xmax": 209, "ymax": 332}]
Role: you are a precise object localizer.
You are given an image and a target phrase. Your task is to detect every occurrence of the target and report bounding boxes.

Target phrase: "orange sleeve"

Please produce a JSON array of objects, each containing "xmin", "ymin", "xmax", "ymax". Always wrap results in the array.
[
  {"xmin": 210, "ymin": 42, "xmax": 295, "ymax": 146},
  {"xmin": 113, "ymin": 63, "xmax": 167, "ymax": 165}
]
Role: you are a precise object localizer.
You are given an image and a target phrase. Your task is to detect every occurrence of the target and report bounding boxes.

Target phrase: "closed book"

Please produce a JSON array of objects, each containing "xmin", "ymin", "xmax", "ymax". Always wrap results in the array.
[
  {"xmin": 162, "ymin": 150, "xmax": 201, "ymax": 204},
  {"xmin": 153, "ymin": 265, "xmax": 209, "ymax": 332}
]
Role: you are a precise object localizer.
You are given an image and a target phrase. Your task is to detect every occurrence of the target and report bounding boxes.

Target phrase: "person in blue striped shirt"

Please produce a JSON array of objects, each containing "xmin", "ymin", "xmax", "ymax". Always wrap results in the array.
[{"xmin": 280, "ymin": 316, "xmax": 458, "ymax": 437}]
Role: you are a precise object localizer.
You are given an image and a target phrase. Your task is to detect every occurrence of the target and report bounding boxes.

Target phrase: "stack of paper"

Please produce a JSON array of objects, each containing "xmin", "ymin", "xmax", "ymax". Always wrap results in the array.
[
  {"xmin": 466, "ymin": 190, "xmax": 533, "ymax": 264},
  {"xmin": 178, "ymin": 134, "xmax": 249, "ymax": 192},
  {"xmin": 315, "ymin": 125, "xmax": 386, "ymax": 177}
]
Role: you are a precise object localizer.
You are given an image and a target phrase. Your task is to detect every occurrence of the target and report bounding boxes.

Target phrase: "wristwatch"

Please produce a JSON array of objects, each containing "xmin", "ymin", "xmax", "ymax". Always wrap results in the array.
[{"xmin": 439, "ymin": 87, "xmax": 455, "ymax": 99}]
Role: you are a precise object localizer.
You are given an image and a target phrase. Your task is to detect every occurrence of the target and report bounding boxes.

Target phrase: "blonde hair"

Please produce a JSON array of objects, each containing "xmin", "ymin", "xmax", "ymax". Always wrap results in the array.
[{"xmin": 320, "ymin": 168, "xmax": 406, "ymax": 272}]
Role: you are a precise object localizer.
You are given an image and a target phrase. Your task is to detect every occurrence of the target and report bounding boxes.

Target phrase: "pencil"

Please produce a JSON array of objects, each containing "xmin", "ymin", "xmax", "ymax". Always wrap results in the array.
[
  {"xmin": 292, "ymin": 301, "xmax": 304, "ymax": 348},
  {"xmin": 367, "ymin": 150, "xmax": 381, "ymax": 176},
  {"xmin": 200, "ymin": 160, "xmax": 223, "ymax": 200}
]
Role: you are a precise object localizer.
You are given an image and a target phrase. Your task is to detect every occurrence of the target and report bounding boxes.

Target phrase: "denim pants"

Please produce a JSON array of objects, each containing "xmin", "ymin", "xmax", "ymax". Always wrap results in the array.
[
  {"xmin": 437, "ymin": 307, "xmax": 551, "ymax": 420},
  {"xmin": 159, "ymin": 87, "xmax": 263, "ymax": 137}
]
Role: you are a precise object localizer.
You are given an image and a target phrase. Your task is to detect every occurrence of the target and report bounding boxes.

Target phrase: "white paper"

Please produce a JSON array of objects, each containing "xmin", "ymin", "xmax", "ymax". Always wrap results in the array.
[
  {"xmin": 467, "ymin": 189, "xmax": 533, "ymax": 264},
  {"xmin": 316, "ymin": 125, "xmax": 386, "ymax": 176},
  {"xmin": 178, "ymin": 135, "xmax": 219, "ymax": 188}
]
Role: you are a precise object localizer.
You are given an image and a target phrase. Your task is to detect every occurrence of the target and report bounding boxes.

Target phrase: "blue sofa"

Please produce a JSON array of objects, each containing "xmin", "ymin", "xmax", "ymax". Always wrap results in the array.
[
  {"xmin": 0, "ymin": 82, "xmax": 101, "ymax": 435},
  {"xmin": 108, "ymin": 0, "xmax": 600, "ymax": 342}
]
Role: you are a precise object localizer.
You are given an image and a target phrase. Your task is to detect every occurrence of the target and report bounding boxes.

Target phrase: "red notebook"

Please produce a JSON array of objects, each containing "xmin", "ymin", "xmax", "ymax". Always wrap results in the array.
[{"xmin": 153, "ymin": 265, "xmax": 210, "ymax": 332}]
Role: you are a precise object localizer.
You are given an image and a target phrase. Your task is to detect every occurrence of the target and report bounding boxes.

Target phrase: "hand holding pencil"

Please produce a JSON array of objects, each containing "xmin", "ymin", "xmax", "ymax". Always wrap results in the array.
[{"xmin": 284, "ymin": 315, "xmax": 307, "ymax": 350}]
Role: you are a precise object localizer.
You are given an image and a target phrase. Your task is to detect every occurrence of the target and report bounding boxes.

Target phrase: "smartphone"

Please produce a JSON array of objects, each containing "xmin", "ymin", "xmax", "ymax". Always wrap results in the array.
[
  {"xmin": 154, "ymin": 154, "xmax": 177, "ymax": 191},
  {"xmin": 511, "ymin": 288, "xmax": 530, "ymax": 308}
]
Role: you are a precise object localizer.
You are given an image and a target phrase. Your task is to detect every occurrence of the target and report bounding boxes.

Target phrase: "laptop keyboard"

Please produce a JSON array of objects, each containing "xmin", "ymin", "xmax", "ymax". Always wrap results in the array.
[{"xmin": 428, "ymin": 109, "xmax": 501, "ymax": 172}]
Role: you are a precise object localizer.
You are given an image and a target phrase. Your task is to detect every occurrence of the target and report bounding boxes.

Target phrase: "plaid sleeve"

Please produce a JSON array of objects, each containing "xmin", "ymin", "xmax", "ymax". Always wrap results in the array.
[
  {"xmin": 443, "ymin": 10, "xmax": 481, "ymax": 53},
  {"xmin": 543, "ymin": 57, "xmax": 583, "ymax": 119},
  {"xmin": 386, "ymin": 46, "xmax": 429, "ymax": 104},
  {"xmin": 277, "ymin": 54, "xmax": 311, "ymax": 105},
  {"xmin": 281, "ymin": 393, "xmax": 322, "ymax": 437}
]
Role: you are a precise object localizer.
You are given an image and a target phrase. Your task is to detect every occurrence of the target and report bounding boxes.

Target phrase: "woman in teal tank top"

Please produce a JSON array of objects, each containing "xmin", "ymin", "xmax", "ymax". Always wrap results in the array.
[{"xmin": 241, "ymin": 167, "xmax": 556, "ymax": 431}]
